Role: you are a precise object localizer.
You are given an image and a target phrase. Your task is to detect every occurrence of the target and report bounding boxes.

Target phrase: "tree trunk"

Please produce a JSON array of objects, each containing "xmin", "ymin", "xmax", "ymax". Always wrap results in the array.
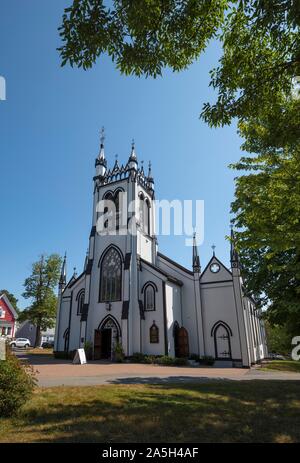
[{"xmin": 35, "ymin": 324, "xmax": 41, "ymax": 347}]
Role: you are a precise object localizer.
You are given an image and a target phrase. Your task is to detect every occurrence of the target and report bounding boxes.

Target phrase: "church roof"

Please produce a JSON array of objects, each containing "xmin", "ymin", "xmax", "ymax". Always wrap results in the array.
[{"xmin": 140, "ymin": 258, "xmax": 183, "ymax": 286}]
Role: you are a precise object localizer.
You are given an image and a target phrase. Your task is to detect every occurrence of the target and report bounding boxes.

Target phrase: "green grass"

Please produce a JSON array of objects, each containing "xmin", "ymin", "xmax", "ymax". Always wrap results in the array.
[
  {"xmin": 0, "ymin": 381, "xmax": 300, "ymax": 443},
  {"xmin": 261, "ymin": 360, "xmax": 300, "ymax": 373}
]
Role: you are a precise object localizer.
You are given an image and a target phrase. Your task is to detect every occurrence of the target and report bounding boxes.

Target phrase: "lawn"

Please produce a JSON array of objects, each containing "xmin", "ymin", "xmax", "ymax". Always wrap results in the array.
[
  {"xmin": 261, "ymin": 360, "xmax": 300, "ymax": 373},
  {"xmin": 0, "ymin": 381, "xmax": 299, "ymax": 443}
]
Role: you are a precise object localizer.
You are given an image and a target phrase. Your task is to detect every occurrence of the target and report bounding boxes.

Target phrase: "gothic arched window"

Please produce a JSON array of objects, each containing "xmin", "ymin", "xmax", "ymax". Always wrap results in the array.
[
  {"xmin": 139, "ymin": 192, "xmax": 144, "ymax": 230},
  {"xmin": 99, "ymin": 247, "xmax": 122, "ymax": 302},
  {"xmin": 144, "ymin": 283, "xmax": 156, "ymax": 311},
  {"xmin": 144, "ymin": 199, "xmax": 150, "ymax": 235},
  {"xmin": 76, "ymin": 290, "xmax": 85, "ymax": 315},
  {"xmin": 150, "ymin": 323, "xmax": 159, "ymax": 343}
]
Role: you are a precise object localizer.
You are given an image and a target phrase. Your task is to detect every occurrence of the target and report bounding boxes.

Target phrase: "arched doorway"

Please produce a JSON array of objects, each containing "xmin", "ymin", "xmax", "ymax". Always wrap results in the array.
[
  {"xmin": 94, "ymin": 316, "xmax": 121, "ymax": 360},
  {"xmin": 212, "ymin": 321, "xmax": 232, "ymax": 360},
  {"xmin": 173, "ymin": 323, "xmax": 189, "ymax": 358}
]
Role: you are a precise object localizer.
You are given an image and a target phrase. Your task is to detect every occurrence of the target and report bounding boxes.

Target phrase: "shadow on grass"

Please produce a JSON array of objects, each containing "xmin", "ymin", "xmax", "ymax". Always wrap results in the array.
[{"xmin": 1, "ymin": 380, "xmax": 300, "ymax": 443}]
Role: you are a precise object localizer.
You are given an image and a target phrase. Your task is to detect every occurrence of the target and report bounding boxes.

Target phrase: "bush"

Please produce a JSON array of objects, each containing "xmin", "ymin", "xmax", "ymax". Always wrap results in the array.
[
  {"xmin": 84, "ymin": 341, "xmax": 93, "ymax": 360},
  {"xmin": 131, "ymin": 352, "xmax": 146, "ymax": 363},
  {"xmin": 189, "ymin": 353, "xmax": 200, "ymax": 361},
  {"xmin": 0, "ymin": 348, "xmax": 36, "ymax": 417},
  {"xmin": 174, "ymin": 357, "xmax": 188, "ymax": 366},
  {"xmin": 156, "ymin": 355, "xmax": 175, "ymax": 366},
  {"xmin": 199, "ymin": 355, "xmax": 215, "ymax": 366},
  {"xmin": 144, "ymin": 355, "xmax": 156, "ymax": 364},
  {"xmin": 113, "ymin": 342, "xmax": 125, "ymax": 363}
]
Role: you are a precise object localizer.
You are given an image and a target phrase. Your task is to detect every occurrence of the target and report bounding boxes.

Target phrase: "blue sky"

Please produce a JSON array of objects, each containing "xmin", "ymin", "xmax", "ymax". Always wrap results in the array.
[{"xmin": 0, "ymin": 1, "xmax": 243, "ymax": 310}]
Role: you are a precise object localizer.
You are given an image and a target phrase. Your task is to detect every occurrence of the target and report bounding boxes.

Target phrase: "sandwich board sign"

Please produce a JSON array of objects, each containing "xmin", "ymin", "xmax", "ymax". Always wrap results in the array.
[{"xmin": 73, "ymin": 348, "xmax": 87, "ymax": 365}]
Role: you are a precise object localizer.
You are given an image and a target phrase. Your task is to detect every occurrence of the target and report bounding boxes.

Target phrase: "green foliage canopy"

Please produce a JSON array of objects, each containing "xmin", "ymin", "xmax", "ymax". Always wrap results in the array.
[{"xmin": 21, "ymin": 254, "xmax": 62, "ymax": 346}]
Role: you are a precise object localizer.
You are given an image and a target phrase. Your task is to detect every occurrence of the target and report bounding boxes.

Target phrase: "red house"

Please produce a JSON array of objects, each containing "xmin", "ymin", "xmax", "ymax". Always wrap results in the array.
[{"xmin": 0, "ymin": 293, "xmax": 18, "ymax": 338}]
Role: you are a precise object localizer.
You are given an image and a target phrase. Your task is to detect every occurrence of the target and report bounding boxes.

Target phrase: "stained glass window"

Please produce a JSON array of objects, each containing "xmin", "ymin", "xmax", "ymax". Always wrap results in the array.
[
  {"xmin": 150, "ymin": 323, "xmax": 159, "ymax": 343},
  {"xmin": 144, "ymin": 284, "xmax": 155, "ymax": 311},
  {"xmin": 100, "ymin": 248, "xmax": 122, "ymax": 301}
]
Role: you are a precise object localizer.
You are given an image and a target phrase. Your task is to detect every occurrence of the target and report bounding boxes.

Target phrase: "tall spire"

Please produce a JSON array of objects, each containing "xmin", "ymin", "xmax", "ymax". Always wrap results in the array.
[
  {"xmin": 127, "ymin": 138, "xmax": 138, "ymax": 170},
  {"xmin": 95, "ymin": 126, "xmax": 107, "ymax": 177},
  {"xmin": 230, "ymin": 226, "xmax": 239, "ymax": 266},
  {"xmin": 59, "ymin": 252, "xmax": 67, "ymax": 288},
  {"xmin": 192, "ymin": 233, "xmax": 201, "ymax": 273}
]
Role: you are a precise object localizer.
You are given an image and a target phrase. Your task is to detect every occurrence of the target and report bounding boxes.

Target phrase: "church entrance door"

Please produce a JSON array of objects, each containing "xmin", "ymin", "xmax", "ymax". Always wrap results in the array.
[
  {"xmin": 94, "ymin": 329, "xmax": 102, "ymax": 360},
  {"xmin": 94, "ymin": 316, "xmax": 120, "ymax": 360},
  {"xmin": 101, "ymin": 328, "xmax": 112, "ymax": 359},
  {"xmin": 214, "ymin": 324, "xmax": 232, "ymax": 360},
  {"xmin": 176, "ymin": 326, "xmax": 189, "ymax": 358}
]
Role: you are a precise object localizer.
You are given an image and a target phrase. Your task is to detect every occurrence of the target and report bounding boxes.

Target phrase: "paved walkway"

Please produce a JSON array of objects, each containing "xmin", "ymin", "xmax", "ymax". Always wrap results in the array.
[{"xmin": 16, "ymin": 352, "xmax": 300, "ymax": 387}]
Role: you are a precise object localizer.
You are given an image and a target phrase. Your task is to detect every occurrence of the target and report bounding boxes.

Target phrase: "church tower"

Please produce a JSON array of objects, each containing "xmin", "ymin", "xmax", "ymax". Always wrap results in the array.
[{"xmin": 80, "ymin": 130, "xmax": 157, "ymax": 356}]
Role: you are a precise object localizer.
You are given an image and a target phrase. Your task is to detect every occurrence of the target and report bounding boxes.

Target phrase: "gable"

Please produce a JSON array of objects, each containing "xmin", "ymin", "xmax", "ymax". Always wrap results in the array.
[
  {"xmin": 0, "ymin": 294, "xmax": 18, "ymax": 321},
  {"xmin": 200, "ymin": 256, "xmax": 232, "ymax": 284}
]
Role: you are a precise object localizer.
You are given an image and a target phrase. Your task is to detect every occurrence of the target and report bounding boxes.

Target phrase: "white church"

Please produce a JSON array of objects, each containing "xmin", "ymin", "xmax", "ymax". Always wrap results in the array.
[{"xmin": 54, "ymin": 132, "xmax": 267, "ymax": 367}]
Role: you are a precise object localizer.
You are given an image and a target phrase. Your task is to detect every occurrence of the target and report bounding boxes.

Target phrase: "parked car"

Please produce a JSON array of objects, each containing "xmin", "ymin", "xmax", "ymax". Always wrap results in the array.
[
  {"xmin": 41, "ymin": 341, "xmax": 54, "ymax": 348},
  {"xmin": 9, "ymin": 338, "xmax": 31, "ymax": 348},
  {"xmin": 268, "ymin": 352, "xmax": 286, "ymax": 360}
]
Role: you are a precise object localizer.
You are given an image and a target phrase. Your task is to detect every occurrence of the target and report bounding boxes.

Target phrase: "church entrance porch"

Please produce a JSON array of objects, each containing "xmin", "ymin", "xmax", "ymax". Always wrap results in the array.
[{"xmin": 94, "ymin": 316, "xmax": 121, "ymax": 360}]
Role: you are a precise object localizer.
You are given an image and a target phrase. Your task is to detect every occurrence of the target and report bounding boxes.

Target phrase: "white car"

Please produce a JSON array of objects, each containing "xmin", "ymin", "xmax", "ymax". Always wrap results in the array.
[{"xmin": 10, "ymin": 338, "xmax": 31, "ymax": 348}]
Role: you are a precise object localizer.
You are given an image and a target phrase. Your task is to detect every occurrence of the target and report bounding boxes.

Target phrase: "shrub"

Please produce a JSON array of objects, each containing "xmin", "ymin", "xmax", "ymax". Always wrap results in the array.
[
  {"xmin": 174, "ymin": 357, "xmax": 188, "ymax": 366},
  {"xmin": 144, "ymin": 355, "xmax": 156, "ymax": 364},
  {"xmin": 0, "ymin": 348, "xmax": 36, "ymax": 417},
  {"xmin": 113, "ymin": 342, "xmax": 125, "ymax": 363},
  {"xmin": 131, "ymin": 352, "xmax": 146, "ymax": 363},
  {"xmin": 84, "ymin": 341, "xmax": 93, "ymax": 360},
  {"xmin": 189, "ymin": 353, "xmax": 200, "ymax": 361},
  {"xmin": 199, "ymin": 355, "xmax": 215, "ymax": 366},
  {"xmin": 156, "ymin": 355, "xmax": 175, "ymax": 366}
]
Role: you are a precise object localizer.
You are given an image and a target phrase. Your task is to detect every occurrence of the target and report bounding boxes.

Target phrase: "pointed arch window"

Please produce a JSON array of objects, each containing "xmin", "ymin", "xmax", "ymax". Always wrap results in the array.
[
  {"xmin": 139, "ymin": 192, "xmax": 144, "ymax": 230},
  {"xmin": 99, "ymin": 247, "xmax": 122, "ymax": 302},
  {"xmin": 76, "ymin": 290, "xmax": 85, "ymax": 315},
  {"xmin": 144, "ymin": 283, "xmax": 156, "ymax": 311},
  {"xmin": 144, "ymin": 199, "xmax": 150, "ymax": 235},
  {"xmin": 150, "ymin": 323, "xmax": 159, "ymax": 343}
]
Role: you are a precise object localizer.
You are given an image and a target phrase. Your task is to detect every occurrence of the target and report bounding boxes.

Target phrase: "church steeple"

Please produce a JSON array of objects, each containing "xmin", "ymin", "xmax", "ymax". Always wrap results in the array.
[
  {"xmin": 127, "ymin": 139, "xmax": 138, "ymax": 170},
  {"xmin": 59, "ymin": 253, "xmax": 67, "ymax": 290},
  {"xmin": 192, "ymin": 233, "xmax": 201, "ymax": 273},
  {"xmin": 95, "ymin": 127, "xmax": 107, "ymax": 177}
]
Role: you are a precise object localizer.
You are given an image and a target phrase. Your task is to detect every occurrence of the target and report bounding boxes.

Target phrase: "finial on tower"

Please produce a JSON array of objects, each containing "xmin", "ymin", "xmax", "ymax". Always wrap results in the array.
[
  {"xmin": 59, "ymin": 252, "xmax": 67, "ymax": 288},
  {"xmin": 95, "ymin": 126, "xmax": 107, "ymax": 177},
  {"xmin": 147, "ymin": 161, "xmax": 155, "ymax": 190},
  {"xmin": 230, "ymin": 225, "xmax": 239, "ymax": 265},
  {"xmin": 113, "ymin": 154, "xmax": 120, "ymax": 171},
  {"xmin": 100, "ymin": 126, "xmax": 105, "ymax": 147},
  {"xmin": 211, "ymin": 244, "xmax": 216, "ymax": 256},
  {"xmin": 192, "ymin": 232, "xmax": 201, "ymax": 273},
  {"xmin": 127, "ymin": 138, "xmax": 138, "ymax": 170}
]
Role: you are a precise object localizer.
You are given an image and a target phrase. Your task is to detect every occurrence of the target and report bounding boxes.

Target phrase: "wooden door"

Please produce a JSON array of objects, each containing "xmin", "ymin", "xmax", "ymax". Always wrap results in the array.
[
  {"xmin": 214, "ymin": 325, "xmax": 231, "ymax": 359},
  {"xmin": 94, "ymin": 329, "xmax": 102, "ymax": 360},
  {"xmin": 177, "ymin": 327, "xmax": 189, "ymax": 358}
]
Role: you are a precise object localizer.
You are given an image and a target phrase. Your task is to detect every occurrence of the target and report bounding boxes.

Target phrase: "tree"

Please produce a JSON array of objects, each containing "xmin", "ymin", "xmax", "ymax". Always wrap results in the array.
[
  {"xmin": 264, "ymin": 321, "xmax": 292, "ymax": 355},
  {"xmin": 58, "ymin": 1, "xmax": 300, "ymax": 335},
  {"xmin": 0, "ymin": 289, "xmax": 19, "ymax": 314},
  {"xmin": 22, "ymin": 254, "xmax": 62, "ymax": 347},
  {"xmin": 58, "ymin": 1, "xmax": 300, "ymax": 134},
  {"xmin": 230, "ymin": 111, "xmax": 300, "ymax": 336}
]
